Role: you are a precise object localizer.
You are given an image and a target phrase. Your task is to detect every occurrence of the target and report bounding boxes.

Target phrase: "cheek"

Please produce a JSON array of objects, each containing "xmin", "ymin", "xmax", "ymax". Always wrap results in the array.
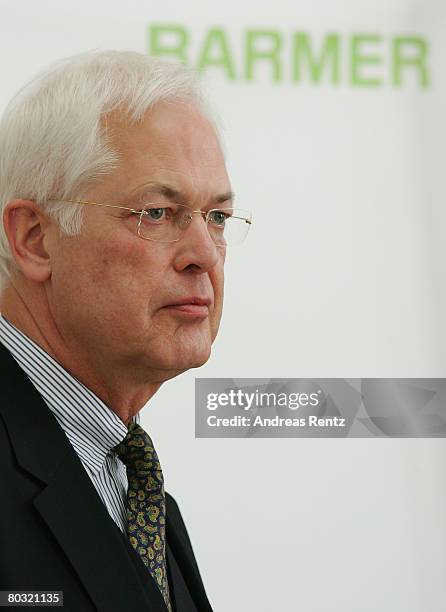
[
  {"xmin": 56, "ymin": 235, "xmax": 164, "ymax": 318},
  {"xmin": 213, "ymin": 268, "xmax": 224, "ymax": 302},
  {"xmin": 95, "ymin": 247, "xmax": 166, "ymax": 313},
  {"xmin": 210, "ymin": 261, "xmax": 225, "ymax": 323},
  {"xmin": 215, "ymin": 251, "xmax": 225, "ymax": 295}
]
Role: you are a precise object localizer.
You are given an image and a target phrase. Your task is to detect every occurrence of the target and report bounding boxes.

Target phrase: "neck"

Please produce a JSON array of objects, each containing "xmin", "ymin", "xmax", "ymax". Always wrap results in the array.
[{"xmin": 0, "ymin": 279, "xmax": 163, "ymax": 425}]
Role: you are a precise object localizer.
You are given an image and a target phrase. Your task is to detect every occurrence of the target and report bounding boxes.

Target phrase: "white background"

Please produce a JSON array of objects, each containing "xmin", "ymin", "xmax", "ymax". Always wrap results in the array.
[{"xmin": 1, "ymin": 1, "xmax": 446, "ymax": 610}]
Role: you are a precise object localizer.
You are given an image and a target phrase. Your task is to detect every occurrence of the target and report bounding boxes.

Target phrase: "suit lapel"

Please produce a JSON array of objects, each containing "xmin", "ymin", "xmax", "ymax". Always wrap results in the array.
[
  {"xmin": 0, "ymin": 344, "xmax": 167, "ymax": 612},
  {"xmin": 32, "ymin": 451, "xmax": 168, "ymax": 612}
]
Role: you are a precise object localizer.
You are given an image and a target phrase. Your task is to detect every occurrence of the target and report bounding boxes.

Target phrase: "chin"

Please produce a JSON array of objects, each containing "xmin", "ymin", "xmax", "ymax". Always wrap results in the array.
[
  {"xmin": 175, "ymin": 344, "xmax": 212, "ymax": 371},
  {"xmin": 184, "ymin": 349, "xmax": 212, "ymax": 370},
  {"xmin": 148, "ymin": 326, "xmax": 214, "ymax": 373},
  {"xmin": 190, "ymin": 354, "xmax": 211, "ymax": 369}
]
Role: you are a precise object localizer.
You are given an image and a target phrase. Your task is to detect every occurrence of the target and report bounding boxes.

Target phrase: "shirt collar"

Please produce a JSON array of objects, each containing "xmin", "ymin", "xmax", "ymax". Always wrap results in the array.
[{"xmin": 0, "ymin": 315, "xmax": 140, "ymax": 475}]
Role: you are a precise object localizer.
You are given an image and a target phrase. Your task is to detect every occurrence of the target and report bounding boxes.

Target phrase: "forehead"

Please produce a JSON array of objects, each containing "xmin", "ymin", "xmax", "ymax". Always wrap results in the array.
[{"xmin": 102, "ymin": 100, "xmax": 230, "ymax": 201}]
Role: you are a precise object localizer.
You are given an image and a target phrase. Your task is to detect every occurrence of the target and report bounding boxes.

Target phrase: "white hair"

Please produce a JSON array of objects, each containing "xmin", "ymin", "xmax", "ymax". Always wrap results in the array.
[{"xmin": 0, "ymin": 50, "xmax": 209, "ymax": 293}]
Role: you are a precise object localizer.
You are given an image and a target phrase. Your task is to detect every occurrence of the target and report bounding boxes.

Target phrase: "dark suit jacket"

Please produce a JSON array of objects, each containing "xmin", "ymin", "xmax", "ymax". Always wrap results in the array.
[{"xmin": 0, "ymin": 343, "xmax": 213, "ymax": 611}]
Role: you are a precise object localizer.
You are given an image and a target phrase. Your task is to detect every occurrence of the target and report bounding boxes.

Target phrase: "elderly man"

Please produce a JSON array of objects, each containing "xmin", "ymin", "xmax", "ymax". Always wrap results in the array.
[{"xmin": 0, "ymin": 51, "xmax": 250, "ymax": 612}]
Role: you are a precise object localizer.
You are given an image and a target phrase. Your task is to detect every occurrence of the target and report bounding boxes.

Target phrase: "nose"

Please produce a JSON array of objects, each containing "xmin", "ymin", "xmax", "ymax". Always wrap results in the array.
[{"xmin": 172, "ymin": 212, "xmax": 221, "ymax": 273}]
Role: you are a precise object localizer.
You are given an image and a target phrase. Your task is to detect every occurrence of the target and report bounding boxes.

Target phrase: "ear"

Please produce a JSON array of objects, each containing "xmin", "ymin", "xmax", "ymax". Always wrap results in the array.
[{"xmin": 3, "ymin": 199, "xmax": 52, "ymax": 283}]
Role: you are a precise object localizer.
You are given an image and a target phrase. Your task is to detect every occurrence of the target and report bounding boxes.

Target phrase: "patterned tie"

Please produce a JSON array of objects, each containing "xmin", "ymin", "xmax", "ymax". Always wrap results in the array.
[{"xmin": 113, "ymin": 421, "xmax": 172, "ymax": 611}]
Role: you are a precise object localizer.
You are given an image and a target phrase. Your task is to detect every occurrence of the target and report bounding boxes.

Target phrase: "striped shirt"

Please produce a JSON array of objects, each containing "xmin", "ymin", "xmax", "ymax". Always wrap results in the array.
[{"xmin": 0, "ymin": 314, "xmax": 139, "ymax": 534}]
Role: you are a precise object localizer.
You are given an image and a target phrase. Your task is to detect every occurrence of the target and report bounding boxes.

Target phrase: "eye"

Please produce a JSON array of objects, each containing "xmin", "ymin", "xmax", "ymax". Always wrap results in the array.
[
  {"xmin": 141, "ymin": 206, "xmax": 172, "ymax": 222},
  {"xmin": 147, "ymin": 208, "xmax": 165, "ymax": 220},
  {"xmin": 208, "ymin": 210, "xmax": 230, "ymax": 227}
]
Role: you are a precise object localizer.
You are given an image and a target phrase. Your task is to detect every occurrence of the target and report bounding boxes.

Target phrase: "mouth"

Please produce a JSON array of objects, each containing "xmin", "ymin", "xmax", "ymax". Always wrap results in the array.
[{"xmin": 161, "ymin": 297, "xmax": 211, "ymax": 318}]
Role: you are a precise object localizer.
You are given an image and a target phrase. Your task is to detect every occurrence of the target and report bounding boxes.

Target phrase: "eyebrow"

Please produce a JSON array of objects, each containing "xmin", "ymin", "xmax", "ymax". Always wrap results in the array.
[{"xmin": 130, "ymin": 181, "xmax": 235, "ymax": 206}]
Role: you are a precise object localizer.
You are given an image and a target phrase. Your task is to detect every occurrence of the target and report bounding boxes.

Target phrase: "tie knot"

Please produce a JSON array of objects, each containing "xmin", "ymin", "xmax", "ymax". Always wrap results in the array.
[{"xmin": 113, "ymin": 421, "xmax": 161, "ymax": 475}]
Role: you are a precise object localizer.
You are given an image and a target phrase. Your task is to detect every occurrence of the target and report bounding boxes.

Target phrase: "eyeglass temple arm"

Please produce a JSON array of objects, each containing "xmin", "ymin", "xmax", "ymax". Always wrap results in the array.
[{"xmin": 58, "ymin": 199, "xmax": 143, "ymax": 215}]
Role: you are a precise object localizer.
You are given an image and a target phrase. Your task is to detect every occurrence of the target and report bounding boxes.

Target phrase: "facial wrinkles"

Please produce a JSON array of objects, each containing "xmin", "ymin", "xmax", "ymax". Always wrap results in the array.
[
  {"xmin": 132, "ymin": 122, "xmax": 227, "ymax": 181},
  {"xmin": 130, "ymin": 167, "xmax": 230, "ymax": 211}
]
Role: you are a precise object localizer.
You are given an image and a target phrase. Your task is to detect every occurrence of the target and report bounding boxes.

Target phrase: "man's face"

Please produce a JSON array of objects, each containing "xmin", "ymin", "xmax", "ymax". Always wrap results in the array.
[{"xmin": 46, "ymin": 100, "xmax": 231, "ymax": 382}]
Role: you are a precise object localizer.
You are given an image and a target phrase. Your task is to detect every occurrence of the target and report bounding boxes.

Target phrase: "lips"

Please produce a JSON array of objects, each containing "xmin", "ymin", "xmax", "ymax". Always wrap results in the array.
[
  {"xmin": 165, "ymin": 297, "xmax": 211, "ymax": 307},
  {"xmin": 161, "ymin": 296, "xmax": 212, "ymax": 317}
]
